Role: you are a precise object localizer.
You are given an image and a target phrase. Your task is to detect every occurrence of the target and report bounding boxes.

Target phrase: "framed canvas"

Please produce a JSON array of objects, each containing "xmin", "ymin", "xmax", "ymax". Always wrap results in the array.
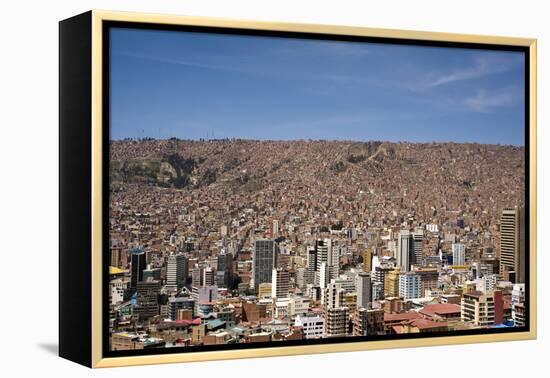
[{"xmin": 59, "ymin": 10, "xmax": 537, "ymax": 368}]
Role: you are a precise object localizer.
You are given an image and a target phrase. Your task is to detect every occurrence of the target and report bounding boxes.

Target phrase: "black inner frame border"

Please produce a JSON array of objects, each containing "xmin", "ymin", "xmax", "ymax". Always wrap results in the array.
[{"xmin": 102, "ymin": 20, "xmax": 531, "ymax": 358}]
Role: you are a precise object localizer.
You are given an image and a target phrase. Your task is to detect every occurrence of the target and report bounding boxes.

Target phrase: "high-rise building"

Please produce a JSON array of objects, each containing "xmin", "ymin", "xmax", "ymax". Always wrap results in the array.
[
  {"xmin": 134, "ymin": 279, "xmax": 160, "ymax": 321},
  {"xmin": 191, "ymin": 266, "xmax": 203, "ymax": 288},
  {"xmin": 384, "ymin": 268, "xmax": 401, "ymax": 298},
  {"xmin": 272, "ymin": 268, "xmax": 290, "ymax": 299},
  {"xmin": 318, "ymin": 262, "xmax": 330, "ymax": 289},
  {"xmin": 452, "ymin": 243, "xmax": 466, "ymax": 266},
  {"xmin": 412, "ymin": 227, "xmax": 424, "ymax": 266},
  {"xmin": 323, "ymin": 280, "xmax": 350, "ymax": 337},
  {"xmin": 372, "ymin": 281, "xmax": 384, "ymax": 300},
  {"xmin": 399, "ymin": 272, "xmax": 422, "ymax": 300},
  {"xmin": 500, "ymin": 207, "xmax": 525, "ymax": 283},
  {"xmin": 461, "ymin": 291, "xmax": 495, "ymax": 326},
  {"xmin": 315, "ymin": 239, "xmax": 339, "ymax": 283},
  {"xmin": 374, "ymin": 265, "xmax": 392, "ymax": 298},
  {"xmin": 355, "ymin": 272, "xmax": 372, "ymax": 309},
  {"xmin": 253, "ymin": 240, "xmax": 279, "ymax": 291},
  {"xmin": 397, "ymin": 230, "xmax": 413, "ymax": 272},
  {"xmin": 166, "ymin": 253, "xmax": 188, "ymax": 288},
  {"xmin": 216, "ymin": 252, "xmax": 233, "ymax": 289},
  {"xmin": 363, "ymin": 245, "xmax": 373, "ymax": 273},
  {"xmin": 110, "ymin": 247, "xmax": 121, "ymax": 268},
  {"xmin": 203, "ymin": 266, "xmax": 216, "ymax": 286},
  {"xmin": 324, "ymin": 307, "xmax": 349, "ymax": 337},
  {"xmin": 130, "ymin": 247, "xmax": 146, "ymax": 291},
  {"xmin": 304, "ymin": 246, "xmax": 317, "ymax": 286},
  {"xmin": 323, "ymin": 281, "xmax": 344, "ymax": 309}
]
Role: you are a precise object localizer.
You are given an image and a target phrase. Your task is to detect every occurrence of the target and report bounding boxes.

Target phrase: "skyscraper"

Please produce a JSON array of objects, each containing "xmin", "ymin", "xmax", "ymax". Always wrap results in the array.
[
  {"xmin": 304, "ymin": 246, "xmax": 317, "ymax": 286},
  {"xmin": 130, "ymin": 247, "xmax": 146, "ymax": 291},
  {"xmin": 271, "ymin": 268, "xmax": 290, "ymax": 298},
  {"xmin": 134, "ymin": 279, "xmax": 161, "ymax": 321},
  {"xmin": 253, "ymin": 240, "xmax": 279, "ymax": 291},
  {"xmin": 315, "ymin": 239, "xmax": 339, "ymax": 283},
  {"xmin": 166, "ymin": 253, "xmax": 188, "ymax": 288},
  {"xmin": 412, "ymin": 227, "xmax": 424, "ymax": 266},
  {"xmin": 355, "ymin": 271, "xmax": 372, "ymax": 309},
  {"xmin": 216, "ymin": 252, "xmax": 233, "ymax": 289},
  {"xmin": 452, "ymin": 243, "xmax": 466, "ymax": 266},
  {"xmin": 397, "ymin": 230, "xmax": 413, "ymax": 272},
  {"xmin": 500, "ymin": 207, "xmax": 525, "ymax": 283},
  {"xmin": 363, "ymin": 244, "xmax": 373, "ymax": 273},
  {"xmin": 398, "ymin": 272, "xmax": 422, "ymax": 300}
]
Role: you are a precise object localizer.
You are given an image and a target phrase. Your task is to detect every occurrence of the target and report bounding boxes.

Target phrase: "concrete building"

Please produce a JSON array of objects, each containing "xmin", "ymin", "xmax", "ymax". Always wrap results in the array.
[
  {"xmin": 110, "ymin": 278, "xmax": 126, "ymax": 305},
  {"xmin": 477, "ymin": 274, "xmax": 498, "ymax": 292},
  {"xmin": 254, "ymin": 240, "xmax": 279, "ymax": 291},
  {"xmin": 353, "ymin": 308, "xmax": 384, "ymax": 336},
  {"xmin": 202, "ymin": 266, "xmax": 216, "ymax": 286},
  {"xmin": 512, "ymin": 303, "xmax": 526, "ymax": 327},
  {"xmin": 323, "ymin": 281, "xmax": 349, "ymax": 337},
  {"xmin": 316, "ymin": 239, "xmax": 339, "ymax": 286},
  {"xmin": 168, "ymin": 296, "xmax": 195, "ymax": 320},
  {"xmin": 134, "ymin": 279, "xmax": 160, "ymax": 321},
  {"xmin": 191, "ymin": 285, "xmax": 218, "ymax": 315},
  {"xmin": 452, "ymin": 243, "xmax": 466, "ymax": 266},
  {"xmin": 216, "ymin": 252, "xmax": 233, "ymax": 289},
  {"xmin": 364, "ymin": 245, "xmax": 373, "ymax": 272},
  {"xmin": 324, "ymin": 307, "xmax": 349, "ymax": 337},
  {"xmin": 294, "ymin": 314, "xmax": 324, "ymax": 339},
  {"xmin": 130, "ymin": 247, "xmax": 146, "ymax": 291},
  {"xmin": 166, "ymin": 253, "xmax": 188, "ymax": 288},
  {"xmin": 272, "ymin": 268, "xmax": 290, "ymax": 299},
  {"xmin": 289, "ymin": 295, "xmax": 310, "ymax": 316},
  {"xmin": 397, "ymin": 230, "xmax": 413, "ymax": 272},
  {"xmin": 413, "ymin": 227, "xmax": 424, "ymax": 265},
  {"xmin": 384, "ymin": 268, "xmax": 401, "ymax": 298},
  {"xmin": 461, "ymin": 291, "xmax": 495, "ymax": 326},
  {"xmin": 499, "ymin": 207, "xmax": 525, "ymax": 283},
  {"xmin": 356, "ymin": 271, "xmax": 372, "ymax": 309},
  {"xmin": 399, "ymin": 272, "xmax": 422, "ymax": 300}
]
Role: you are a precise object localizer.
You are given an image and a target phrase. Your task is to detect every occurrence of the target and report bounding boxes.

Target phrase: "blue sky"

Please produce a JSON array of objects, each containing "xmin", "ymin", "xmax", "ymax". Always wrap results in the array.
[{"xmin": 110, "ymin": 27, "xmax": 525, "ymax": 146}]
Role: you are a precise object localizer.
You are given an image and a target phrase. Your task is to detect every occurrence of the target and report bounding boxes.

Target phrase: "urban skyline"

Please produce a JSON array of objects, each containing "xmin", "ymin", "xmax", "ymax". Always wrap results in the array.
[{"xmin": 108, "ymin": 28, "xmax": 527, "ymax": 352}]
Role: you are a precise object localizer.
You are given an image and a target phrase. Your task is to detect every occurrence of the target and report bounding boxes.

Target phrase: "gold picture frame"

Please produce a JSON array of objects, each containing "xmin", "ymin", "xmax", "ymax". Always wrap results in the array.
[{"xmin": 59, "ymin": 10, "xmax": 537, "ymax": 368}]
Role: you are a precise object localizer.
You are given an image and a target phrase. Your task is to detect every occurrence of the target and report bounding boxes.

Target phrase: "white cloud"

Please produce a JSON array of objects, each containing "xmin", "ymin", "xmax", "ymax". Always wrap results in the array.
[
  {"xmin": 423, "ymin": 53, "xmax": 522, "ymax": 88},
  {"xmin": 464, "ymin": 87, "xmax": 520, "ymax": 112}
]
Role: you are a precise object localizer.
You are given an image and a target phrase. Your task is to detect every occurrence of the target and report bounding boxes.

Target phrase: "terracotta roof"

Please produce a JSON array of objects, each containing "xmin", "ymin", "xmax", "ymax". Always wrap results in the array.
[
  {"xmin": 393, "ymin": 318, "xmax": 448, "ymax": 333},
  {"xmin": 408, "ymin": 318, "xmax": 448, "ymax": 330},
  {"xmin": 420, "ymin": 304, "xmax": 461, "ymax": 316},
  {"xmin": 384, "ymin": 312, "xmax": 422, "ymax": 322}
]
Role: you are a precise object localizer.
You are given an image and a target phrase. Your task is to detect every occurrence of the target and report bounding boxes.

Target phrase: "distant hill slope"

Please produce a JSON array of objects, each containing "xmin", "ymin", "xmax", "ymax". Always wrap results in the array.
[
  {"xmin": 109, "ymin": 139, "xmax": 524, "ymax": 226},
  {"xmin": 110, "ymin": 139, "xmax": 523, "ymax": 190}
]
